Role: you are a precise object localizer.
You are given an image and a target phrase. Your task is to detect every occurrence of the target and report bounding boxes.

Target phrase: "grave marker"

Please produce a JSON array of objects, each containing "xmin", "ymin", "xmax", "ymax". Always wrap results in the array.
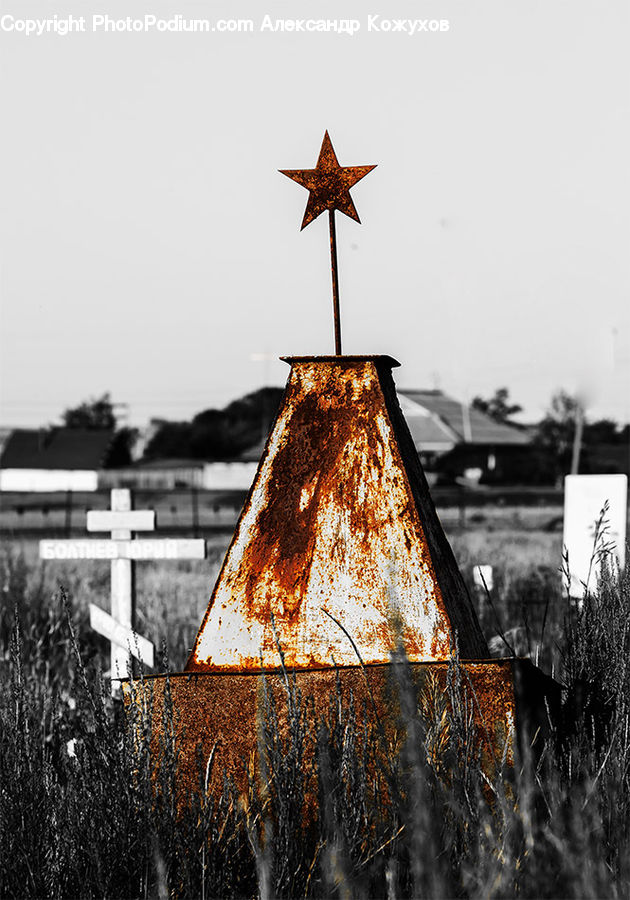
[
  {"xmin": 563, "ymin": 474, "xmax": 627, "ymax": 599},
  {"xmin": 89, "ymin": 604, "xmax": 155, "ymax": 668},
  {"xmin": 39, "ymin": 488, "xmax": 206, "ymax": 692}
]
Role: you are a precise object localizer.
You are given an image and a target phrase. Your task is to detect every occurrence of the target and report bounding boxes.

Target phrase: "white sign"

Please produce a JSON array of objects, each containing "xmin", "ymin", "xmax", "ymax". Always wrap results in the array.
[
  {"xmin": 563, "ymin": 474, "xmax": 627, "ymax": 599},
  {"xmin": 40, "ymin": 538, "xmax": 206, "ymax": 560}
]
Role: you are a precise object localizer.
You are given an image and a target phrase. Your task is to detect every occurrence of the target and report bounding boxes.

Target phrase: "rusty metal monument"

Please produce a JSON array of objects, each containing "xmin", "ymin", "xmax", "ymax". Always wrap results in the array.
[
  {"xmin": 279, "ymin": 130, "xmax": 375, "ymax": 355},
  {"xmin": 124, "ymin": 134, "xmax": 559, "ymax": 794}
]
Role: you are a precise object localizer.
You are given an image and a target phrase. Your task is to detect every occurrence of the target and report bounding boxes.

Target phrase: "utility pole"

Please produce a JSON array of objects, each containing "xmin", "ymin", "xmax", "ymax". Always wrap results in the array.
[{"xmin": 570, "ymin": 401, "xmax": 584, "ymax": 475}]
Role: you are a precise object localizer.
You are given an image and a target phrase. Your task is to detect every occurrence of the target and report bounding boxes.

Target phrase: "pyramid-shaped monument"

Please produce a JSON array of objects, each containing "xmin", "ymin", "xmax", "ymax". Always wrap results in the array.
[
  {"xmin": 186, "ymin": 355, "xmax": 488, "ymax": 672},
  {"xmin": 124, "ymin": 134, "xmax": 560, "ymax": 799}
]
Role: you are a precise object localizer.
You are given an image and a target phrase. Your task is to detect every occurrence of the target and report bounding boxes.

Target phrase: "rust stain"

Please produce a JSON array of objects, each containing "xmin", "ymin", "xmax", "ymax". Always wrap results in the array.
[
  {"xmin": 122, "ymin": 131, "xmax": 555, "ymax": 803},
  {"xmin": 186, "ymin": 357, "xmax": 470, "ymax": 673}
]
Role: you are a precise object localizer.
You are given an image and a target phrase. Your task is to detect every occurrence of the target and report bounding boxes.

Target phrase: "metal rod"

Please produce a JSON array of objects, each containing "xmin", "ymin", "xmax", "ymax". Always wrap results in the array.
[{"xmin": 328, "ymin": 209, "xmax": 342, "ymax": 355}]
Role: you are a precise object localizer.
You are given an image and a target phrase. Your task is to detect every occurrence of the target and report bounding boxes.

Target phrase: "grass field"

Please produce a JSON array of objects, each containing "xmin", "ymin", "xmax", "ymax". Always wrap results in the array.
[{"xmin": 1, "ymin": 526, "xmax": 628, "ymax": 898}]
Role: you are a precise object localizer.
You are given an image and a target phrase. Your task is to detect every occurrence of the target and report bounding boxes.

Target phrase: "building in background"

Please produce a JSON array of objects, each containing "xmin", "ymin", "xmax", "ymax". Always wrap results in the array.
[
  {"xmin": 398, "ymin": 390, "xmax": 530, "ymax": 484},
  {"xmin": 94, "ymin": 389, "xmax": 533, "ymax": 491},
  {"xmin": 100, "ymin": 457, "xmax": 258, "ymax": 491},
  {"xmin": 0, "ymin": 428, "xmax": 116, "ymax": 491},
  {"xmin": 0, "ymin": 390, "xmax": 546, "ymax": 493}
]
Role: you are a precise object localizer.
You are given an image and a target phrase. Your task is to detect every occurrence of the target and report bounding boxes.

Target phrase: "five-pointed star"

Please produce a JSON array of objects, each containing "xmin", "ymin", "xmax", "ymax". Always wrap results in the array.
[{"xmin": 280, "ymin": 131, "xmax": 376, "ymax": 230}]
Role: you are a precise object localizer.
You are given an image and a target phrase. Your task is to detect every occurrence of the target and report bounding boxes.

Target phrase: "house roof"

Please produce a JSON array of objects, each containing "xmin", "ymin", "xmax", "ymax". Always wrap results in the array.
[
  {"xmin": 233, "ymin": 389, "xmax": 530, "ymax": 462},
  {"xmin": 399, "ymin": 390, "xmax": 529, "ymax": 447},
  {"xmin": 0, "ymin": 428, "xmax": 115, "ymax": 470},
  {"xmin": 397, "ymin": 395, "xmax": 460, "ymax": 451}
]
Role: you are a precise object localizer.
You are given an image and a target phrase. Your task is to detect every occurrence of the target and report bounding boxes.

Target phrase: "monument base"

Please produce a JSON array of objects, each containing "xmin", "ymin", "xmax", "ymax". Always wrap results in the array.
[{"xmin": 122, "ymin": 659, "xmax": 560, "ymax": 801}]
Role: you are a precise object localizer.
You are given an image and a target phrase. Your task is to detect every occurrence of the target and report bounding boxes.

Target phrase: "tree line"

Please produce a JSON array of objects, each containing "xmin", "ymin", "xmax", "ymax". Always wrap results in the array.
[
  {"xmin": 472, "ymin": 387, "xmax": 628, "ymax": 477},
  {"xmin": 60, "ymin": 387, "xmax": 628, "ymax": 483},
  {"xmin": 61, "ymin": 388, "xmax": 284, "ymax": 466}
]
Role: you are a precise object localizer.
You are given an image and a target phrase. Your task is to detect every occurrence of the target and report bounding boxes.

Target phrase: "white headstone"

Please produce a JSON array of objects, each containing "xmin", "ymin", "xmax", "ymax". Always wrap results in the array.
[
  {"xmin": 563, "ymin": 474, "xmax": 627, "ymax": 599},
  {"xmin": 473, "ymin": 565, "xmax": 494, "ymax": 591}
]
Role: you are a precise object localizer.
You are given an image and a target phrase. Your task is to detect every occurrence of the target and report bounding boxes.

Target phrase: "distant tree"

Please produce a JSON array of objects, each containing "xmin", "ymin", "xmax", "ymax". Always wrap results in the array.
[
  {"xmin": 189, "ymin": 388, "xmax": 284, "ymax": 459},
  {"xmin": 62, "ymin": 393, "xmax": 116, "ymax": 430},
  {"xmin": 582, "ymin": 420, "xmax": 629, "ymax": 476},
  {"xmin": 584, "ymin": 418, "xmax": 623, "ymax": 445},
  {"xmin": 534, "ymin": 390, "xmax": 582, "ymax": 479},
  {"xmin": 189, "ymin": 409, "xmax": 234, "ymax": 459},
  {"xmin": 143, "ymin": 387, "xmax": 285, "ymax": 462},
  {"xmin": 471, "ymin": 388, "xmax": 523, "ymax": 424},
  {"xmin": 143, "ymin": 422, "xmax": 193, "ymax": 460},
  {"xmin": 534, "ymin": 396, "xmax": 627, "ymax": 480},
  {"xmin": 222, "ymin": 387, "xmax": 284, "ymax": 425},
  {"xmin": 62, "ymin": 393, "xmax": 137, "ymax": 466},
  {"xmin": 105, "ymin": 427, "xmax": 138, "ymax": 468},
  {"xmin": 221, "ymin": 387, "xmax": 284, "ymax": 452}
]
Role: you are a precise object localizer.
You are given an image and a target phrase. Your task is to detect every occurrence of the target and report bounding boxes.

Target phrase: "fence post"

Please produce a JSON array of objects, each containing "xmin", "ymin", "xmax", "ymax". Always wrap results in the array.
[
  {"xmin": 64, "ymin": 490, "xmax": 73, "ymax": 537},
  {"xmin": 191, "ymin": 486, "xmax": 199, "ymax": 538}
]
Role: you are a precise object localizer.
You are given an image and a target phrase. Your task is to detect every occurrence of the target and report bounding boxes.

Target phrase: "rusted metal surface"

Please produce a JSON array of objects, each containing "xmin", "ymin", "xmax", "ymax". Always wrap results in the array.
[
  {"xmin": 120, "ymin": 134, "xmax": 560, "ymax": 805},
  {"xmin": 123, "ymin": 659, "xmax": 560, "ymax": 801},
  {"xmin": 280, "ymin": 132, "xmax": 376, "ymax": 354},
  {"xmin": 279, "ymin": 131, "xmax": 376, "ymax": 230},
  {"xmin": 186, "ymin": 356, "xmax": 487, "ymax": 673}
]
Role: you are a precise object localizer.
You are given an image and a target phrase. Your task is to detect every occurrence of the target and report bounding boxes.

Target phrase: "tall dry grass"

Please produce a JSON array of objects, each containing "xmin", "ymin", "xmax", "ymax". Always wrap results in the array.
[{"xmin": 0, "ymin": 539, "xmax": 628, "ymax": 898}]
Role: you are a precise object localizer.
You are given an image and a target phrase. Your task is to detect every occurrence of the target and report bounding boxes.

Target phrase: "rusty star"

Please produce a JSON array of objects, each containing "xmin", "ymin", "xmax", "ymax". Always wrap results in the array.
[{"xmin": 280, "ymin": 131, "xmax": 376, "ymax": 230}]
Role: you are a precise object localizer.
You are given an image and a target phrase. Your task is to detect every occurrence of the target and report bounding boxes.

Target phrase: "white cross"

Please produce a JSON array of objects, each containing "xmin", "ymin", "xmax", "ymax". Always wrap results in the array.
[{"xmin": 40, "ymin": 488, "xmax": 206, "ymax": 693}]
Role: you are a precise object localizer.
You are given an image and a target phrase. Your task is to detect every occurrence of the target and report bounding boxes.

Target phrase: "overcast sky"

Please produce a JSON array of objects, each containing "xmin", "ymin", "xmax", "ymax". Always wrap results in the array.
[{"xmin": 1, "ymin": 0, "xmax": 628, "ymax": 428}]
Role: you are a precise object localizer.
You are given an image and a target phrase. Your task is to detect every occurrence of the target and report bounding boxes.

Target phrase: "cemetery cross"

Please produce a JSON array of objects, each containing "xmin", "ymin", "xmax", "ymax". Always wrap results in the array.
[{"xmin": 39, "ymin": 488, "xmax": 206, "ymax": 693}]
